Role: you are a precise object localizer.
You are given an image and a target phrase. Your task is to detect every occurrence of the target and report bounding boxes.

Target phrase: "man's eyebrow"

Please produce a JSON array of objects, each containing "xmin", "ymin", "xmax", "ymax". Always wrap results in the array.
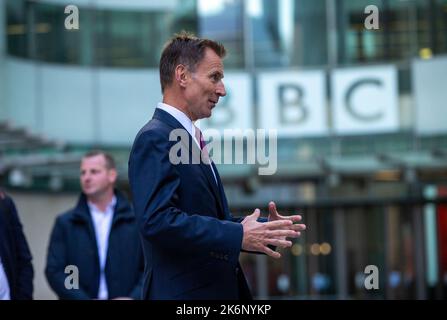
[{"xmin": 210, "ymin": 71, "xmax": 224, "ymax": 78}]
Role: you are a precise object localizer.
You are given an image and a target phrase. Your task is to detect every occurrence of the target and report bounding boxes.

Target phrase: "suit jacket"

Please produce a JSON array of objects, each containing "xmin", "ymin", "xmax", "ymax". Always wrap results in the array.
[
  {"xmin": 0, "ymin": 193, "xmax": 34, "ymax": 300},
  {"xmin": 45, "ymin": 190, "xmax": 144, "ymax": 299},
  {"xmin": 128, "ymin": 108, "xmax": 253, "ymax": 300}
]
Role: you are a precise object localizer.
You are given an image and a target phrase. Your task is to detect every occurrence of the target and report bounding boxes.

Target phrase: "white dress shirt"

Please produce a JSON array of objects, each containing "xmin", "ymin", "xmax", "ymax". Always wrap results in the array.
[
  {"xmin": 157, "ymin": 102, "xmax": 217, "ymax": 183},
  {"xmin": 88, "ymin": 196, "xmax": 116, "ymax": 300},
  {"xmin": 0, "ymin": 256, "xmax": 11, "ymax": 300}
]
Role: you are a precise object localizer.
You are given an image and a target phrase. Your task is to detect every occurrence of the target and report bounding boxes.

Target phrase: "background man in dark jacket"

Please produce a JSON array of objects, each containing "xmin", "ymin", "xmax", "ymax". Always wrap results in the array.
[
  {"xmin": 0, "ymin": 190, "xmax": 34, "ymax": 300},
  {"xmin": 45, "ymin": 150, "xmax": 144, "ymax": 300}
]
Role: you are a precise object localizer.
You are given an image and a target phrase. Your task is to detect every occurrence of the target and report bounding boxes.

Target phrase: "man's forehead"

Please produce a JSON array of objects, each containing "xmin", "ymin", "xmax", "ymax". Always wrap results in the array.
[
  {"xmin": 199, "ymin": 48, "xmax": 224, "ymax": 68},
  {"xmin": 81, "ymin": 155, "xmax": 107, "ymax": 167}
]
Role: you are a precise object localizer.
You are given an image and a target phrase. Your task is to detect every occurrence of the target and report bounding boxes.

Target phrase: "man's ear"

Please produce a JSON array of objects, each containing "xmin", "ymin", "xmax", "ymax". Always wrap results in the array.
[
  {"xmin": 108, "ymin": 169, "xmax": 118, "ymax": 184},
  {"xmin": 175, "ymin": 64, "xmax": 189, "ymax": 88}
]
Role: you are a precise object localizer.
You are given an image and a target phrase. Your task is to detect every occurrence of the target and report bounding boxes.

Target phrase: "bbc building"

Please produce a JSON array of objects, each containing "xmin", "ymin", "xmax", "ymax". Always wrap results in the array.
[{"xmin": 0, "ymin": 0, "xmax": 446, "ymax": 299}]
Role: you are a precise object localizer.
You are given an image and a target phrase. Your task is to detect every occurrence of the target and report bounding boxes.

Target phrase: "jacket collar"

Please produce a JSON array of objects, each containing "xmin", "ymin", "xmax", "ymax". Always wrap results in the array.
[
  {"xmin": 71, "ymin": 189, "xmax": 134, "ymax": 224},
  {"xmin": 153, "ymin": 107, "xmax": 186, "ymax": 131}
]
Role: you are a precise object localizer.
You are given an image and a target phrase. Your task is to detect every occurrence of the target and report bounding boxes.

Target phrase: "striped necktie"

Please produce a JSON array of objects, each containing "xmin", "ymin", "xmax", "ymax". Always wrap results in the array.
[
  {"xmin": 194, "ymin": 124, "xmax": 210, "ymax": 164},
  {"xmin": 193, "ymin": 124, "xmax": 220, "ymax": 188}
]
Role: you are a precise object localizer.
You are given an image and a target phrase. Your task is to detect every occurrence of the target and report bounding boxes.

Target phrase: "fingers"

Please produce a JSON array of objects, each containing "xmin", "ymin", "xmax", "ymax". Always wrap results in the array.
[
  {"xmin": 271, "ymin": 233, "xmax": 302, "ymax": 242},
  {"xmin": 264, "ymin": 220, "xmax": 306, "ymax": 234},
  {"xmin": 277, "ymin": 223, "xmax": 305, "ymax": 232},
  {"xmin": 268, "ymin": 202, "xmax": 303, "ymax": 223},
  {"xmin": 272, "ymin": 236, "xmax": 287, "ymax": 241},
  {"xmin": 288, "ymin": 215, "xmax": 302, "ymax": 222},
  {"xmin": 262, "ymin": 245, "xmax": 281, "ymax": 259},
  {"xmin": 268, "ymin": 201, "xmax": 277, "ymax": 216},
  {"xmin": 266, "ymin": 238, "xmax": 293, "ymax": 248},
  {"xmin": 243, "ymin": 209, "xmax": 261, "ymax": 224},
  {"xmin": 251, "ymin": 208, "xmax": 260, "ymax": 219},
  {"xmin": 266, "ymin": 229, "xmax": 300, "ymax": 238},
  {"xmin": 265, "ymin": 219, "xmax": 293, "ymax": 229},
  {"xmin": 289, "ymin": 223, "xmax": 306, "ymax": 231}
]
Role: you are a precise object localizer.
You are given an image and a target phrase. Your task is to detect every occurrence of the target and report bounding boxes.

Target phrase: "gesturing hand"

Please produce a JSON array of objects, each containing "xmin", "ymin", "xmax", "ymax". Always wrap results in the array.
[
  {"xmin": 267, "ymin": 201, "xmax": 306, "ymax": 243},
  {"xmin": 241, "ymin": 208, "xmax": 301, "ymax": 258},
  {"xmin": 268, "ymin": 201, "xmax": 305, "ymax": 226}
]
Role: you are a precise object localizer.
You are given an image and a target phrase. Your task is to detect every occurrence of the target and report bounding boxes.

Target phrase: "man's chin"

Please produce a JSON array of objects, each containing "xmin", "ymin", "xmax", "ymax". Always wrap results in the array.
[
  {"xmin": 83, "ymin": 190, "xmax": 96, "ymax": 197},
  {"xmin": 199, "ymin": 112, "xmax": 212, "ymax": 120}
]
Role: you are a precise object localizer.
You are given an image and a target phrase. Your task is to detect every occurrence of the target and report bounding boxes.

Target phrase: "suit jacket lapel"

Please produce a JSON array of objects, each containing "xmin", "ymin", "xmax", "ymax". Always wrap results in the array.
[
  {"xmin": 185, "ymin": 132, "xmax": 225, "ymax": 218},
  {"xmin": 212, "ymin": 161, "xmax": 230, "ymax": 219},
  {"xmin": 153, "ymin": 109, "xmax": 225, "ymax": 218}
]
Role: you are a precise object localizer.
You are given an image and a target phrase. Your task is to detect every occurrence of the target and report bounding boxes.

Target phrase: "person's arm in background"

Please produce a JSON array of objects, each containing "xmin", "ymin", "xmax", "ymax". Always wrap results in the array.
[
  {"xmin": 4, "ymin": 196, "xmax": 34, "ymax": 300},
  {"xmin": 45, "ymin": 217, "xmax": 90, "ymax": 300}
]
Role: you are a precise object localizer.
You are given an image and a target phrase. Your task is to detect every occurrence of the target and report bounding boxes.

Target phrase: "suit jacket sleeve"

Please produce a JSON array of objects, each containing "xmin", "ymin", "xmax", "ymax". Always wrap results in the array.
[
  {"xmin": 45, "ymin": 217, "xmax": 90, "ymax": 300},
  {"xmin": 129, "ymin": 130, "xmax": 243, "ymax": 266},
  {"xmin": 5, "ymin": 197, "xmax": 34, "ymax": 300},
  {"xmin": 127, "ymin": 242, "xmax": 145, "ymax": 300}
]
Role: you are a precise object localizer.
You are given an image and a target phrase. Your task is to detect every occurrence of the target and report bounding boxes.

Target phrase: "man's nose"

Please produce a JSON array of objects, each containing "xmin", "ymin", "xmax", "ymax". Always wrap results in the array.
[{"xmin": 216, "ymin": 81, "xmax": 226, "ymax": 97}]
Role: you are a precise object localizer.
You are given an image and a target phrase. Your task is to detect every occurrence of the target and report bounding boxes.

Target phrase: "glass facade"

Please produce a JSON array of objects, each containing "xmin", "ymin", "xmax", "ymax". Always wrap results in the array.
[
  {"xmin": 337, "ymin": 0, "xmax": 447, "ymax": 64},
  {"xmin": 7, "ymin": 0, "xmax": 447, "ymax": 68},
  {"xmin": 6, "ymin": 0, "xmax": 198, "ymax": 67}
]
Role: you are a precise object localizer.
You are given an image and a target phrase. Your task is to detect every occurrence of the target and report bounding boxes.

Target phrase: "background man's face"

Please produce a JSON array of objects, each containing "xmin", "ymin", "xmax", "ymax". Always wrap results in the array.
[
  {"xmin": 184, "ymin": 48, "xmax": 226, "ymax": 121},
  {"xmin": 80, "ymin": 155, "xmax": 116, "ymax": 199}
]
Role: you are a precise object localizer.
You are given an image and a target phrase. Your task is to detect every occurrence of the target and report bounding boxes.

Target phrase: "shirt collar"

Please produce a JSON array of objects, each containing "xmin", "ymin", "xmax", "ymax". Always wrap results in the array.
[
  {"xmin": 157, "ymin": 102, "xmax": 203, "ymax": 144},
  {"xmin": 159, "ymin": 102, "xmax": 200, "ymax": 137},
  {"xmin": 87, "ymin": 195, "xmax": 117, "ymax": 215}
]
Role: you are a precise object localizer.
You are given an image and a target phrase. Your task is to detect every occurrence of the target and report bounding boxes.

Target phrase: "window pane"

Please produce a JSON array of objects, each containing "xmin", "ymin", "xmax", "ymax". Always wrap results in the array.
[
  {"xmin": 198, "ymin": 0, "xmax": 245, "ymax": 68},
  {"xmin": 6, "ymin": 0, "xmax": 27, "ymax": 58},
  {"xmin": 34, "ymin": 3, "xmax": 86, "ymax": 65},
  {"xmin": 6, "ymin": 1, "xmax": 198, "ymax": 68},
  {"xmin": 250, "ymin": 0, "xmax": 328, "ymax": 68}
]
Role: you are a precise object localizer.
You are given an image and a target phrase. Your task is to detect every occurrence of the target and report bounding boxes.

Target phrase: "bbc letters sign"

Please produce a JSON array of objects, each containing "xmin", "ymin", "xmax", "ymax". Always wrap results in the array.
[
  {"xmin": 259, "ymin": 70, "xmax": 328, "ymax": 137},
  {"xmin": 200, "ymin": 66, "xmax": 398, "ymax": 137},
  {"xmin": 332, "ymin": 65, "xmax": 399, "ymax": 134}
]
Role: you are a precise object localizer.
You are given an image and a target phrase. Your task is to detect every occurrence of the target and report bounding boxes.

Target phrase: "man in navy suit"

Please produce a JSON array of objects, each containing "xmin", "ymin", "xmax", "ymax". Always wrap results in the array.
[
  {"xmin": 128, "ymin": 32, "xmax": 306, "ymax": 300},
  {"xmin": 0, "ymin": 191, "xmax": 34, "ymax": 300}
]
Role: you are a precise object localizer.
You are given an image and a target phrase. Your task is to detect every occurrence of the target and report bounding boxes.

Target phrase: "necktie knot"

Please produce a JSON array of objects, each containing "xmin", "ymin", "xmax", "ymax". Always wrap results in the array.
[
  {"xmin": 194, "ymin": 125, "xmax": 206, "ymax": 150},
  {"xmin": 193, "ymin": 124, "xmax": 216, "ymax": 183}
]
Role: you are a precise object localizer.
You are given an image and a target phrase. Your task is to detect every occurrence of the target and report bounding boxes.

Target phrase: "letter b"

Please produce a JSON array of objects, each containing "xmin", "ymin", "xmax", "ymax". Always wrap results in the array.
[{"xmin": 278, "ymin": 84, "xmax": 308, "ymax": 125}]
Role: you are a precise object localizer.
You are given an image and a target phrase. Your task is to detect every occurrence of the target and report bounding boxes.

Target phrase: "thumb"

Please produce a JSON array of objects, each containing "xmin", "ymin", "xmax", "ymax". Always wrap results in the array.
[
  {"xmin": 251, "ymin": 208, "xmax": 260, "ymax": 220},
  {"xmin": 268, "ymin": 201, "xmax": 276, "ymax": 216}
]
